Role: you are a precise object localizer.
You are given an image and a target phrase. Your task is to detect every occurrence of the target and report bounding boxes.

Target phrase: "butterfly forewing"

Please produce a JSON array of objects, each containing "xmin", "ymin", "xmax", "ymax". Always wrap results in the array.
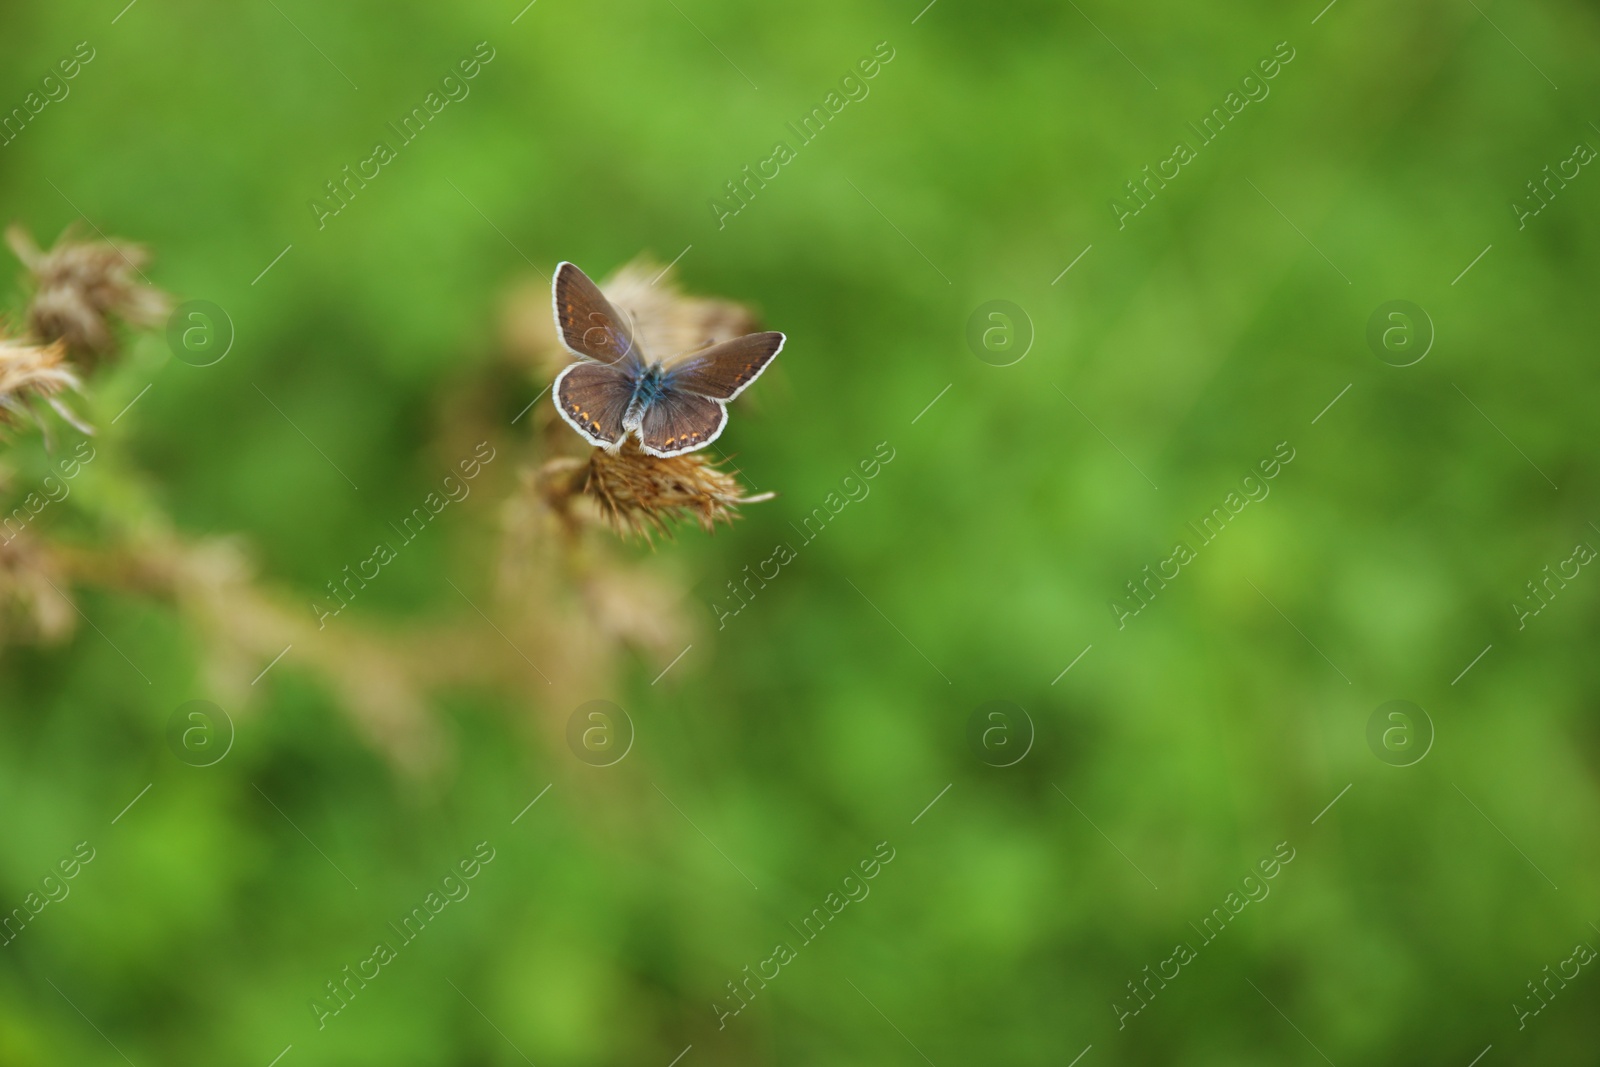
[
  {"xmin": 636, "ymin": 391, "xmax": 728, "ymax": 457},
  {"xmin": 552, "ymin": 261, "xmax": 642, "ymax": 367},
  {"xmin": 555, "ymin": 361, "xmax": 637, "ymax": 448},
  {"xmin": 666, "ymin": 332, "xmax": 784, "ymax": 401}
]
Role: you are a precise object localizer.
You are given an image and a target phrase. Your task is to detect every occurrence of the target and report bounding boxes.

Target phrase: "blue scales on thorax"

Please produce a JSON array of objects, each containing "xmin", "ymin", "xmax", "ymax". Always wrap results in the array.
[{"xmin": 630, "ymin": 362, "xmax": 672, "ymax": 410}]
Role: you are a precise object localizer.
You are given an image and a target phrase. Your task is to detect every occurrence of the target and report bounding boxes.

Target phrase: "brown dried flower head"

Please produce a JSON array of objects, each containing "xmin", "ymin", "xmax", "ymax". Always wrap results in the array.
[
  {"xmin": 541, "ymin": 439, "xmax": 773, "ymax": 541},
  {"xmin": 7, "ymin": 223, "xmax": 170, "ymax": 362},
  {"xmin": 0, "ymin": 337, "xmax": 87, "ymax": 433}
]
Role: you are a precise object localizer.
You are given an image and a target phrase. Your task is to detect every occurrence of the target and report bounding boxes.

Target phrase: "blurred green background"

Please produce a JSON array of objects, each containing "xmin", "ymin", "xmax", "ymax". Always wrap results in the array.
[{"xmin": 3, "ymin": 0, "xmax": 1599, "ymax": 1063}]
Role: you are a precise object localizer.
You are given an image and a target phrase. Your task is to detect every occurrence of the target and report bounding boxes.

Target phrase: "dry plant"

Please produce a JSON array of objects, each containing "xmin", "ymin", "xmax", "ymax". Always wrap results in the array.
[
  {"xmin": 492, "ymin": 255, "xmax": 779, "ymax": 717},
  {"xmin": 7, "ymin": 224, "xmax": 169, "ymax": 365},
  {"xmin": 0, "ymin": 222, "xmax": 446, "ymax": 776},
  {"xmin": 2, "ymin": 230, "xmax": 785, "ymax": 778},
  {"xmin": 539, "ymin": 440, "xmax": 774, "ymax": 541},
  {"xmin": 60, "ymin": 531, "xmax": 447, "ymax": 776},
  {"xmin": 0, "ymin": 527, "xmax": 75, "ymax": 644},
  {"xmin": 0, "ymin": 336, "xmax": 87, "ymax": 435}
]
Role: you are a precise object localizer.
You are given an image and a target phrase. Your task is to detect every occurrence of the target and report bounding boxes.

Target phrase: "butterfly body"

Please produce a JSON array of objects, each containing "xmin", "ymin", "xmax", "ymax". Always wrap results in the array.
[
  {"xmin": 550, "ymin": 262, "xmax": 784, "ymax": 458},
  {"xmin": 628, "ymin": 363, "xmax": 673, "ymax": 414}
]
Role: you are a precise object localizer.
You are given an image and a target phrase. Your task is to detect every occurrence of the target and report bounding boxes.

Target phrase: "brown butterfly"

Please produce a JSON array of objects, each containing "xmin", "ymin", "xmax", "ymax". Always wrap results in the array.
[{"xmin": 551, "ymin": 262, "xmax": 784, "ymax": 457}]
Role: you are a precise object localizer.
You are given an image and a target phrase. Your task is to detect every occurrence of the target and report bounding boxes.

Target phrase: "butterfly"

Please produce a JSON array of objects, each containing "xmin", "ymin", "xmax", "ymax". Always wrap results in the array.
[{"xmin": 550, "ymin": 262, "xmax": 785, "ymax": 458}]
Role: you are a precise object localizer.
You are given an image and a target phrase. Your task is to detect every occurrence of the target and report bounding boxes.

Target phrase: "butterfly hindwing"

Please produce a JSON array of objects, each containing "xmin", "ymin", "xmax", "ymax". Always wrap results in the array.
[
  {"xmin": 666, "ymin": 332, "xmax": 784, "ymax": 401},
  {"xmin": 552, "ymin": 261, "xmax": 642, "ymax": 367},
  {"xmin": 635, "ymin": 391, "xmax": 729, "ymax": 457},
  {"xmin": 555, "ymin": 360, "xmax": 637, "ymax": 449}
]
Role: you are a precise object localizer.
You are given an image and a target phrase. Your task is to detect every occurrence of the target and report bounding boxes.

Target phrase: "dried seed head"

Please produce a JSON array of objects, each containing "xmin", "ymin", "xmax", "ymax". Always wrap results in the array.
[
  {"xmin": 6, "ymin": 224, "xmax": 170, "ymax": 363},
  {"xmin": 0, "ymin": 337, "xmax": 87, "ymax": 433},
  {"xmin": 542, "ymin": 440, "xmax": 772, "ymax": 541}
]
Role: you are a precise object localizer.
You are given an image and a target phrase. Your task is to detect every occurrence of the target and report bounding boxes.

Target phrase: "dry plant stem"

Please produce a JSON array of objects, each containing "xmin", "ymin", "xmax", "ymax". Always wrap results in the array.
[
  {"xmin": 0, "ymin": 532, "xmax": 75, "ymax": 642},
  {"xmin": 51, "ymin": 535, "xmax": 449, "ymax": 777},
  {"xmin": 1, "ymin": 223, "xmax": 469, "ymax": 777},
  {"xmin": 535, "ymin": 455, "xmax": 591, "ymax": 543}
]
